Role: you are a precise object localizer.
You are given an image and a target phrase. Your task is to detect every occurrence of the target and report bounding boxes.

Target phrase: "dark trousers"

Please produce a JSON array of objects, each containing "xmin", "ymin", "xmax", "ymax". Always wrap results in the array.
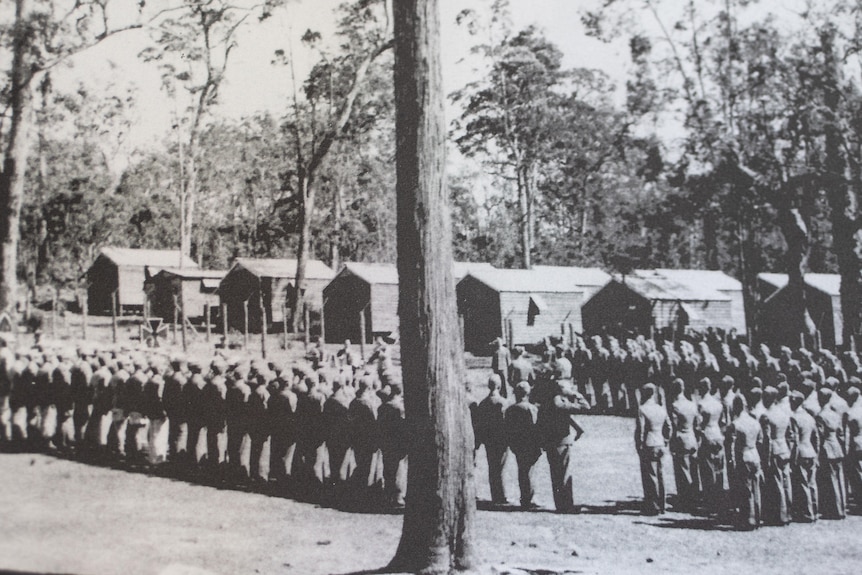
[
  {"xmin": 514, "ymin": 449, "xmax": 541, "ymax": 507},
  {"xmin": 327, "ymin": 441, "xmax": 350, "ymax": 484},
  {"xmin": 699, "ymin": 443, "xmax": 727, "ymax": 512},
  {"xmin": 226, "ymin": 420, "xmax": 247, "ymax": 475},
  {"xmin": 168, "ymin": 418, "xmax": 188, "ymax": 460},
  {"xmin": 847, "ymin": 452, "xmax": 862, "ymax": 506},
  {"xmin": 672, "ymin": 449, "xmax": 699, "ymax": 511},
  {"xmin": 186, "ymin": 421, "xmax": 206, "ymax": 466},
  {"xmin": 269, "ymin": 432, "xmax": 290, "ymax": 483},
  {"xmin": 485, "ymin": 443, "xmax": 508, "ymax": 504},
  {"xmin": 764, "ymin": 456, "xmax": 792, "ymax": 525},
  {"xmin": 640, "ymin": 446, "xmax": 666, "ymax": 515},
  {"xmin": 735, "ymin": 460, "xmax": 763, "ymax": 529},
  {"xmin": 249, "ymin": 431, "xmax": 270, "ymax": 481},
  {"xmin": 791, "ymin": 457, "xmax": 818, "ymax": 522},
  {"xmin": 547, "ymin": 443, "xmax": 576, "ymax": 512},
  {"xmin": 206, "ymin": 424, "xmax": 226, "ymax": 469},
  {"xmin": 818, "ymin": 458, "xmax": 847, "ymax": 519}
]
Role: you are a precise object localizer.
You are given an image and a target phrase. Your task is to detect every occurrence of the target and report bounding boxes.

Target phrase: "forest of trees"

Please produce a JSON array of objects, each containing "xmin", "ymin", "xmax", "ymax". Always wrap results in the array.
[{"xmin": 3, "ymin": 0, "xmax": 862, "ymax": 347}]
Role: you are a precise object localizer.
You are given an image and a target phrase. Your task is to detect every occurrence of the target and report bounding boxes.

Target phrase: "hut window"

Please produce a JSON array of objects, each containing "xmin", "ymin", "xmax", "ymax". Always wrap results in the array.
[{"xmin": 528, "ymin": 294, "xmax": 546, "ymax": 326}]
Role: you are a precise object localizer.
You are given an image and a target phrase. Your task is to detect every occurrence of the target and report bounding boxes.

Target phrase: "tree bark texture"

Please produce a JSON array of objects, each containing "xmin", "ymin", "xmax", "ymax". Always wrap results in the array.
[
  {"xmin": 389, "ymin": 0, "xmax": 476, "ymax": 573},
  {"xmin": 821, "ymin": 26, "xmax": 862, "ymax": 349},
  {"xmin": 0, "ymin": 0, "xmax": 34, "ymax": 318}
]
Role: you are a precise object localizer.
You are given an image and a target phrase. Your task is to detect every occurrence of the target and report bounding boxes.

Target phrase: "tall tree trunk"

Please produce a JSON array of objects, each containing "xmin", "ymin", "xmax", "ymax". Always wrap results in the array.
[
  {"xmin": 292, "ymin": 174, "xmax": 315, "ymax": 332},
  {"xmin": 821, "ymin": 26, "xmax": 862, "ymax": 349},
  {"xmin": 517, "ymin": 167, "xmax": 530, "ymax": 269},
  {"xmin": 779, "ymin": 206, "xmax": 814, "ymax": 347},
  {"xmin": 0, "ymin": 0, "xmax": 34, "ymax": 318},
  {"xmin": 389, "ymin": 0, "xmax": 476, "ymax": 572}
]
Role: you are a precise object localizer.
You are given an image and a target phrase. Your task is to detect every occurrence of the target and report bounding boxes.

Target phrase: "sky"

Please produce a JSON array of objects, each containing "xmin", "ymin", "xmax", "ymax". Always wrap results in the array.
[{"xmin": 60, "ymin": 0, "xmax": 629, "ymax": 151}]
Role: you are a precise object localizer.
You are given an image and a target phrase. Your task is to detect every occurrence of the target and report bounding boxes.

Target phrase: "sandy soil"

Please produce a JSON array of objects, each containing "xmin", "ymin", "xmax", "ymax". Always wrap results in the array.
[{"xmin": 1, "ymin": 414, "xmax": 860, "ymax": 575}]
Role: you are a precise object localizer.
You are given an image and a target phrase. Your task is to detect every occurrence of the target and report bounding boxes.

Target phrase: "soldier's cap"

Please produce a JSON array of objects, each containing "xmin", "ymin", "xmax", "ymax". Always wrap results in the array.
[
  {"xmin": 210, "ymin": 359, "xmax": 227, "ymax": 375},
  {"xmin": 641, "ymin": 382, "xmax": 657, "ymax": 398},
  {"xmin": 800, "ymin": 379, "xmax": 816, "ymax": 393},
  {"xmin": 488, "ymin": 373, "xmax": 502, "ymax": 388},
  {"xmin": 389, "ymin": 381, "xmax": 403, "ymax": 395},
  {"xmin": 789, "ymin": 390, "xmax": 806, "ymax": 401},
  {"xmin": 750, "ymin": 376, "xmax": 763, "ymax": 388},
  {"xmin": 847, "ymin": 387, "xmax": 861, "ymax": 400},
  {"xmin": 763, "ymin": 386, "xmax": 778, "ymax": 399},
  {"xmin": 188, "ymin": 360, "xmax": 203, "ymax": 373},
  {"xmin": 849, "ymin": 376, "xmax": 862, "ymax": 388},
  {"xmin": 514, "ymin": 381, "xmax": 531, "ymax": 397},
  {"xmin": 818, "ymin": 387, "xmax": 833, "ymax": 401},
  {"xmin": 776, "ymin": 372, "xmax": 788, "ymax": 382},
  {"xmin": 149, "ymin": 362, "xmax": 163, "ymax": 376},
  {"xmin": 698, "ymin": 377, "xmax": 711, "ymax": 387},
  {"xmin": 777, "ymin": 381, "xmax": 789, "ymax": 394},
  {"xmin": 824, "ymin": 376, "xmax": 839, "ymax": 389},
  {"xmin": 721, "ymin": 375, "xmax": 734, "ymax": 386},
  {"xmin": 232, "ymin": 363, "xmax": 250, "ymax": 380}
]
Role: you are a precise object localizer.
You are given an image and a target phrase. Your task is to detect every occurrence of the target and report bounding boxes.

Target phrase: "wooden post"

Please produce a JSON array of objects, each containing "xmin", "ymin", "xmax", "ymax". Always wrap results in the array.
[
  {"xmin": 172, "ymin": 294, "xmax": 179, "ymax": 343},
  {"xmin": 303, "ymin": 305, "xmax": 310, "ymax": 350},
  {"xmin": 320, "ymin": 297, "xmax": 327, "ymax": 345},
  {"xmin": 282, "ymin": 304, "xmax": 288, "ymax": 350},
  {"xmin": 816, "ymin": 329, "xmax": 822, "ymax": 351},
  {"xmin": 180, "ymin": 298, "xmax": 187, "ymax": 353},
  {"xmin": 51, "ymin": 290, "xmax": 57, "ymax": 340},
  {"xmin": 111, "ymin": 290, "xmax": 118, "ymax": 344},
  {"xmin": 222, "ymin": 302, "xmax": 228, "ymax": 342},
  {"xmin": 507, "ymin": 319, "xmax": 514, "ymax": 349},
  {"xmin": 259, "ymin": 291, "xmax": 266, "ymax": 359},
  {"xmin": 81, "ymin": 289, "xmax": 88, "ymax": 341},
  {"xmin": 359, "ymin": 308, "xmax": 366, "ymax": 359},
  {"xmin": 205, "ymin": 304, "xmax": 211, "ymax": 343},
  {"xmin": 243, "ymin": 299, "xmax": 249, "ymax": 350},
  {"xmin": 568, "ymin": 323, "xmax": 574, "ymax": 347}
]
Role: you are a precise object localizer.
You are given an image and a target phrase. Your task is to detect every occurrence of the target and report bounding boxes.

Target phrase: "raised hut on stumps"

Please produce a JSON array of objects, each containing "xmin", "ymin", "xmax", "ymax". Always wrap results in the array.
[
  {"xmin": 85, "ymin": 247, "xmax": 198, "ymax": 315},
  {"xmin": 323, "ymin": 262, "xmax": 494, "ymax": 344},
  {"xmin": 456, "ymin": 266, "xmax": 610, "ymax": 355},
  {"xmin": 582, "ymin": 268, "xmax": 746, "ymax": 339},
  {"xmin": 144, "ymin": 268, "xmax": 226, "ymax": 323},
  {"xmin": 757, "ymin": 272, "xmax": 842, "ymax": 349},
  {"xmin": 218, "ymin": 257, "xmax": 335, "ymax": 333}
]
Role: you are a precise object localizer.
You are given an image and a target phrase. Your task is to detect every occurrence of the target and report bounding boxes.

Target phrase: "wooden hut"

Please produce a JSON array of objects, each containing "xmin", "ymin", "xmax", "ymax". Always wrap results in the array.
[
  {"xmin": 582, "ymin": 269, "xmax": 744, "ymax": 339},
  {"xmin": 757, "ymin": 273, "xmax": 842, "ymax": 349},
  {"xmin": 323, "ymin": 262, "xmax": 494, "ymax": 344},
  {"xmin": 218, "ymin": 258, "xmax": 335, "ymax": 333},
  {"xmin": 456, "ymin": 266, "xmax": 607, "ymax": 355},
  {"xmin": 85, "ymin": 247, "xmax": 198, "ymax": 315},
  {"xmin": 144, "ymin": 268, "xmax": 226, "ymax": 323}
]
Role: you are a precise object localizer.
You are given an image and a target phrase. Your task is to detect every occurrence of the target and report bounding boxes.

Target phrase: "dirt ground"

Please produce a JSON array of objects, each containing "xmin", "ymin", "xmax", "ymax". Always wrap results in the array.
[
  {"xmin": 1, "ymin": 413, "xmax": 861, "ymax": 575},
  {"xmin": 3, "ymin": 315, "xmax": 861, "ymax": 574}
]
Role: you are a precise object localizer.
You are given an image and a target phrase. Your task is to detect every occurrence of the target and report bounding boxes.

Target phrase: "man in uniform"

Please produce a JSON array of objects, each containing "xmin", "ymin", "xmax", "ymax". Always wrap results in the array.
[
  {"xmin": 163, "ymin": 356, "xmax": 189, "ymax": 463},
  {"xmin": 540, "ymin": 376, "xmax": 589, "ymax": 512},
  {"xmin": 728, "ymin": 395, "xmax": 763, "ymax": 530},
  {"xmin": 636, "ymin": 383, "xmax": 671, "ymax": 515},
  {"xmin": 697, "ymin": 377, "xmax": 727, "ymax": 513},
  {"xmin": 142, "ymin": 360, "xmax": 168, "ymax": 465},
  {"xmin": 70, "ymin": 351, "xmax": 94, "ymax": 447},
  {"xmin": 323, "ymin": 374, "xmax": 352, "ymax": 494},
  {"xmin": 472, "ymin": 374, "xmax": 509, "ymax": 505},
  {"xmin": 349, "ymin": 376, "xmax": 379, "ymax": 506},
  {"xmin": 0, "ymin": 336, "xmax": 13, "ymax": 444},
  {"xmin": 509, "ymin": 347, "xmax": 535, "ymax": 388},
  {"xmin": 669, "ymin": 378, "xmax": 700, "ymax": 512},
  {"xmin": 790, "ymin": 389, "xmax": 819, "ymax": 522},
  {"xmin": 505, "ymin": 381, "xmax": 541, "ymax": 509},
  {"xmin": 760, "ymin": 386, "xmax": 793, "ymax": 525},
  {"xmin": 491, "ymin": 337, "xmax": 512, "ymax": 398},
  {"xmin": 378, "ymin": 381, "xmax": 407, "ymax": 508},
  {"xmin": 817, "ymin": 388, "xmax": 847, "ymax": 519},
  {"xmin": 845, "ymin": 387, "xmax": 862, "ymax": 509}
]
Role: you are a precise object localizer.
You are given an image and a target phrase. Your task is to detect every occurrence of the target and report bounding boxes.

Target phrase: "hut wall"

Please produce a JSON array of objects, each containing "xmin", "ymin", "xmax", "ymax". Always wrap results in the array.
[
  {"xmin": 582, "ymin": 282, "xmax": 652, "ymax": 338},
  {"xmin": 86, "ymin": 256, "xmax": 118, "ymax": 315},
  {"xmin": 721, "ymin": 289, "xmax": 747, "ymax": 333},
  {"xmin": 179, "ymin": 279, "xmax": 219, "ymax": 321},
  {"xmin": 759, "ymin": 287, "xmax": 836, "ymax": 349},
  {"xmin": 457, "ymin": 277, "xmax": 502, "ymax": 355},
  {"xmin": 220, "ymin": 267, "xmax": 261, "ymax": 332},
  {"xmin": 323, "ymin": 275, "xmax": 371, "ymax": 344},
  {"xmin": 370, "ymin": 283, "xmax": 399, "ymax": 337},
  {"xmin": 117, "ymin": 266, "xmax": 147, "ymax": 310},
  {"xmin": 498, "ymin": 291, "xmax": 583, "ymax": 347}
]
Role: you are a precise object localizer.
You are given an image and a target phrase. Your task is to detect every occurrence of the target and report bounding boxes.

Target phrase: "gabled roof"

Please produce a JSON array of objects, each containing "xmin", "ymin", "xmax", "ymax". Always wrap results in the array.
[
  {"xmin": 650, "ymin": 268, "xmax": 742, "ymax": 291},
  {"xmin": 150, "ymin": 268, "xmax": 226, "ymax": 280},
  {"xmin": 335, "ymin": 261, "xmax": 495, "ymax": 286},
  {"xmin": 463, "ymin": 267, "xmax": 588, "ymax": 294},
  {"xmin": 758, "ymin": 272, "xmax": 841, "ymax": 297},
  {"xmin": 618, "ymin": 272, "xmax": 730, "ymax": 302},
  {"xmin": 96, "ymin": 247, "xmax": 198, "ymax": 269},
  {"xmin": 532, "ymin": 265, "xmax": 612, "ymax": 288},
  {"xmin": 230, "ymin": 258, "xmax": 335, "ymax": 281}
]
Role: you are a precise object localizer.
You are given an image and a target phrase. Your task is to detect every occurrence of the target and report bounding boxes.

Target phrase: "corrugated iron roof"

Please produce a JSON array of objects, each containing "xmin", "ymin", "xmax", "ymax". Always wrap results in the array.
[
  {"xmin": 651, "ymin": 268, "xmax": 742, "ymax": 291},
  {"xmin": 233, "ymin": 258, "xmax": 335, "ymax": 280},
  {"xmin": 153, "ymin": 268, "xmax": 227, "ymax": 280},
  {"xmin": 620, "ymin": 273, "xmax": 730, "ymax": 302},
  {"xmin": 464, "ymin": 267, "xmax": 588, "ymax": 294},
  {"xmin": 98, "ymin": 247, "xmax": 198, "ymax": 269},
  {"xmin": 337, "ymin": 261, "xmax": 495, "ymax": 286},
  {"xmin": 532, "ymin": 265, "xmax": 612, "ymax": 287},
  {"xmin": 758, "ymin": 272, "xmax": 840, "ymax": 296}
]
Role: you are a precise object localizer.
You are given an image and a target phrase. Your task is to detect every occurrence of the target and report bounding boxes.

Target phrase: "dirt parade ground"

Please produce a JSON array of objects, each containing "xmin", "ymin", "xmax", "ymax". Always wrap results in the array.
[{"xmin": 1, "ymin": 415, "xmax": 860, "ymax": 575}]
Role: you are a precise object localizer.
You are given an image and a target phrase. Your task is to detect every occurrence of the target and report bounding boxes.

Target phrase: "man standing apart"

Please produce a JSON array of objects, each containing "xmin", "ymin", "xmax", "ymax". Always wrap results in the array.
[
  {"xmin": 636, "ymin": 383, "xmax": 671, "ymax": 515},
  {"xmin": 491, "ymin": 338, "xmax": 512, "ymax": 398},
  {"xmin": 541, "ymin": 377, "xmax": 589, "ymax": 513},
  {"xmin": 472, "ymin": 374, "xmax": 509, "ymax": 505}
]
